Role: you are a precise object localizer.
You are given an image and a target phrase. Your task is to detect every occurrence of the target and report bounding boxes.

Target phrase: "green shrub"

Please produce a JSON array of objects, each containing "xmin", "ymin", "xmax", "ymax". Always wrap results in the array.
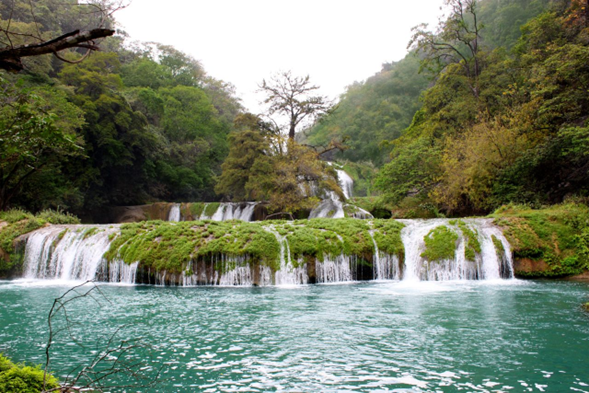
[{"xmin": 0, "ymin": 354, "xmax": 59, "ymax": 393}]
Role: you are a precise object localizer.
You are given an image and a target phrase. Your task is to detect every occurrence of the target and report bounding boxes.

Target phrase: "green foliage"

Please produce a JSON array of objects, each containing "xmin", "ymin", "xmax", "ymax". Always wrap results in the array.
[
  {"xmin": 304, "ymin": 54, "xmax": 428, "ymax": 165},
  {"xmin": 421, "ymin": 226, "xmax": 459, "ymax": 262},
  {"xmin": 371, "ymin": 1, "xmax": 589, "ymax": 216},
  {"xmin": 0, "ymin": 353, "xmax": 59, "ymax": 393},
  {"xmin": 492, "ymin": 203, "xmax": 589, "ymax": 276},
  {"xmin": 457, "ymin": 220, "xmax": 481, "ymax": 261}
]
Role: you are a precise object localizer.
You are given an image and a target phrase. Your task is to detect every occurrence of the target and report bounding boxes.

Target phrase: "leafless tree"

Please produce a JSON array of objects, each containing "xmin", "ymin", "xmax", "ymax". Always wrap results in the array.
[
  {"xmin": 0, "ymin": 1, "xmax": 127, "ymax": 72},
  {"xmin": 42, "ymin": 281, "xmax": 160, "ymax": 392},
  {"xmin": 259, "ymin": 71, "xmax": 332, "ymax": 140}
]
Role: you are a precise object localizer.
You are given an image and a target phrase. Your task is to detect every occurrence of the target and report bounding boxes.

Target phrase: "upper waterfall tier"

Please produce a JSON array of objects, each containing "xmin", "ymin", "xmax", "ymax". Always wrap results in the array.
[{"xmin": 19, "ymin": 218, "xmax": 513, "ymax": 286}]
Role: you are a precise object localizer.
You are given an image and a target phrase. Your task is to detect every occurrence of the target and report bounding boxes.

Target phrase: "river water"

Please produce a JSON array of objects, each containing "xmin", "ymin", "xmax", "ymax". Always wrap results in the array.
[{"xmin": 0, "ymin": 279, "xmax": 588, "ymax": 392}]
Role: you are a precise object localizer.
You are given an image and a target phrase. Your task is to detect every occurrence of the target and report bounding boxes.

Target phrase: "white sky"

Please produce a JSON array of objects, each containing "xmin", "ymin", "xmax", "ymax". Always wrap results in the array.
[{"xmin": 116, "ymin": 0, "xmax": 445, "ymax": 114}]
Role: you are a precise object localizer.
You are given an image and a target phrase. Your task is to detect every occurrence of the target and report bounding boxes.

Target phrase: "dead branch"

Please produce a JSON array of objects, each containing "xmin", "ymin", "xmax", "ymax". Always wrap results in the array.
[{"xmin": 0, "ymin": 28, "xmax": 114, "ymax": 72}]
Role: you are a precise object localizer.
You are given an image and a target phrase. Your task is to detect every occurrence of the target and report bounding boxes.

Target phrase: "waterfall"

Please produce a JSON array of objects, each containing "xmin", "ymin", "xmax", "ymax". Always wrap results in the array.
[
  {"xmin": 309, "ymin": 192, "xmax": 345, "ymax": 219},
  {"xmin": 309, "ymin": 168, "xmax": 373, "ymax": 219},
  {"xmin": 205, "ymin": 202, "xmax": 257, "ymax": 221},
  {"xmin": 22, "ymin": 225, "xmax": 135, "ymax": 282},
  {"xmin": 109, "ymin": 260, "xmax": 139, "ymax": 284},
  {"xmin": 315, "ymin": 254, "xmax": 356, "ymax": 283},
  {"xmin": 369, "ymin": 231, "xmax": 400, "ymax": 280},
  {"xmin": 336, "ymin": 169, "xmax": 354, "ymax": 199},
  {"xmin": 264, "ymin": 225, "xmax": 309, "ymax": 285},
  {"xmin": 18, "ymin": 217, "xmax": 514, "ymax": 286},
  {"xmin": 399, "ymin": 218, "xmax": 513, "ymax": 281},
  {"xmin": 167, "ymin": 204, "xmax": 181, "ymax": 222}
]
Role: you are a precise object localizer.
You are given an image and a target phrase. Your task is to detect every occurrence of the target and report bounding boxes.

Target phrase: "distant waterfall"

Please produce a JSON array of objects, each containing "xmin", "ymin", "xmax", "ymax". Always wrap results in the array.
[
  {"xmin": 309, "ymin": 168, "xmax": 373, "ymax": 219},
  {"xmin": 168, "ymin": 204, "xmax": 181, "ymax": 222},
  {"xmin": 336, "ymin": 169, "xmax": 354, "ymax": 199},
  {"xmin": 205, "ymin": 202, "xmax": 257, "ymax": 221}
]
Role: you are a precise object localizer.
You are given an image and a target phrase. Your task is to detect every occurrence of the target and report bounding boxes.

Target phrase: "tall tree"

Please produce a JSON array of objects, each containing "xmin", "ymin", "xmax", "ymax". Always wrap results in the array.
[{"xmin": 259, "ymin": 71, "xmax": 331, "ymax": 140}]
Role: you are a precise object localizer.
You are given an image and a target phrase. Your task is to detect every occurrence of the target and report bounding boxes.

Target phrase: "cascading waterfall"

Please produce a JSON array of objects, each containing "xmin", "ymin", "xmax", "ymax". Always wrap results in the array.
[
  {"xmin": 264, "ymin": 226, "xmax": 309, "ymax": 285},
  {"xmin": 199, "ymin": 202, "xmax": 257, "ymax": 221},
  {"xmin": 315, "ymin": 254, "xmax": 356, "ymax": 283},
  {"xmin": 18, "ymin": 218, "xmax": 513, "ymax": 286},
  {"xmin": 308, "ymin": 192, "xmax": 345, "ymax": 219},
  {"xmin": 399, "ymin": 218, "xmax": 513, "ymax": 281},
  {"xmin": 309, "ymin": 168, "xmax": 373, "ymax": 219},
  {"xmin": 167, "ymin": 204, "xmax": 181, "ymax": 222},
  {"xmin": 336, "ymin": 169, "xmax": 354, "ymax": 199},
  {"xmin": 22, "ymin": 225, "xmax": 134, "ymax": 283},
  {"xmin": 369, "ymin": 230, "xmax": 400, "ymax": 280}
]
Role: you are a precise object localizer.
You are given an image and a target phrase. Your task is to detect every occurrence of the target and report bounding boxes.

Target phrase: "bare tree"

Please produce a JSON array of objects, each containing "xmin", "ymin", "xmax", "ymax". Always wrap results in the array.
[
  {"xmin": 42, "ymin": 281, "xmax": 160, "ymax": 392},
  {"xmin": 0, "ymin": 1, "xmax": 126, "ymax": 72},
  {"xmin": 259, "ymin": 71, "xmax": 332, "ymax": 140}
]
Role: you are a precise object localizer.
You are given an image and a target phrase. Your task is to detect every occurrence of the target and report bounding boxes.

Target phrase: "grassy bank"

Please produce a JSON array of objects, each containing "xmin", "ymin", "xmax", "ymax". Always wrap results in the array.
[{"xmin": 491, "ymin": 203, "xmax": 589, "ymax": 277}]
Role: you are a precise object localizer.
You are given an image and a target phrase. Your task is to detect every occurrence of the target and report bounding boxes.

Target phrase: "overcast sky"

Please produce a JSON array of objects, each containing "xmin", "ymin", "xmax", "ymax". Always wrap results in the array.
[{"xmin": 116, "ymin": 0, "xmax": 445, "ymax": 114}]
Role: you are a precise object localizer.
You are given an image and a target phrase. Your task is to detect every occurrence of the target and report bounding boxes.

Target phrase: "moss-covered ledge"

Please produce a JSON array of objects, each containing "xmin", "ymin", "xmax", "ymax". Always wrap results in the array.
[
  {"xmin": 0, "ymin": 209, "xmax": 81, "ymax": 278},
  {"xmin": 490, "ymin": 203, "xmax": 589, "ymax": 278}
]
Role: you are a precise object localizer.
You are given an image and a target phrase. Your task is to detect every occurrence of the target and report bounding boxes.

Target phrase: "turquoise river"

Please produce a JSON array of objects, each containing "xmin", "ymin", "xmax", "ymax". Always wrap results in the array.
[{"xmin": 0, "ymin": 279, "xmax": 588, "ymax": 392}]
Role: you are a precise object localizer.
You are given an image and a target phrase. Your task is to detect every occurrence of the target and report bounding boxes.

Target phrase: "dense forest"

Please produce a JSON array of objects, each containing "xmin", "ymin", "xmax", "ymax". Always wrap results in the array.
[
  {"xmin": 306, "ymin": 0, "xmax": 589, "ymax": 217},
  {"xmin": 0, "ymin": 0, "xmax": 242, "ymax": 219},
  {"xmin": 2, "ymin": 0, "xmax": 589, "ymax": 219}
]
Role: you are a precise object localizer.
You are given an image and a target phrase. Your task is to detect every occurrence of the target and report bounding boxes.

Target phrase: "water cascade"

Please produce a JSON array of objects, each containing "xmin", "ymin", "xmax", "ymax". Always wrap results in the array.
[
  {"xmin": 336, "ymin": 169, "xmax": 354, "ymax": 199},
  {"xmin": 264, "ymin": 226, "xmax": 309, "ymax": 285},
  {"xmin": 22, "ymin": 225, "xmax": 133, "ymax": 282},
  {"xmin": 315, "ymin": 254, "xmax": 357, "ymax": 283},
  {"xmin": 18, "ymin": 218, "xmax": 513, "ymax": 286},
  {"xmin": 400, "ymin": 218, "xmax": 513, "ymax": 281},
  {"xmin": 369, "ymin": 230, "xmax": 400, "ymax": 280},
  {"xmin": 205, "ymin": 202, "xmax": 257, "ymax": 221},
  {"xmin": 167, "ymin": 204, "xmax": 181, "ymax": 222},
  {"xmin": 309, "ymin": 168, "xmax": 373, "ymax": 219}
]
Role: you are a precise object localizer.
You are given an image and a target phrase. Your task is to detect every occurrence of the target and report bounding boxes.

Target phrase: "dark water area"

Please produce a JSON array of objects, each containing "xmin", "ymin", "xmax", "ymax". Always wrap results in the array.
[{"xmin": 1, "ymin": 279, "xmax": 588, "ymax": 392}]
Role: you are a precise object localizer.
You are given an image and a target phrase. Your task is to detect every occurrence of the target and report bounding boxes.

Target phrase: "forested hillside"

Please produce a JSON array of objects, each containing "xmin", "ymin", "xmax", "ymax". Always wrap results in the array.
[
  {"xmin": 0, "ymin": 0, "xmax": 241, "ymax": 218},
  {"xmin": 304, "ymin": 0, "xmax": 552, "ymax": 166},
  {"xmin": 375, "ymin": 0, "xmax": 589, "ymax": 216},
  {"xmin": 2, "ymin": 0, "xmax": 589, "ymax": 220}
]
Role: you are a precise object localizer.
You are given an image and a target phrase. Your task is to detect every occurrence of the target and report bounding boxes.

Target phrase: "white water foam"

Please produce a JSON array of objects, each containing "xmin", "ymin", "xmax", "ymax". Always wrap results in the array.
[
  {"xmin": 399, "ymin": 218, "xmax": 514, "ymax": 282},
  {"xmin": 168, "ymin": 204, "xmax": 181, "ymax": 222},
  {"xmin": 264, "ymin": 226, "xmax": 309, "ymax": 285}
]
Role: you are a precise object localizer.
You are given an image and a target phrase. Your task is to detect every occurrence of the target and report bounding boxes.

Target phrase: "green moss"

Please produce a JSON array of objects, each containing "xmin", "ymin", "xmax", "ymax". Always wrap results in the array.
[
  {"xmin": 189, "ymin": 203, "xmax": 206, "ymax": 218},
  {"xmin": 83, "ymin": 227, "xmax": 99, "ymax": 240},
  {"xmin": 103, "ymin": 218, "xmax": 404, "ymax": 274},
  {"xmin": 492, "ymin": 202, "xmax": 589, "ymax": 277},
  {"xmin": 371, "ymin": 220, "xmax": 405, "ymax": 259},
  {"xmin": 0, "ymin": 353, "xmax": 59, "ymax": 392},
  {"xmin": 105, "ymin": 220, "xmax": 282, "ymax": 273},
  {"xmin": 457, "ymin": 220, "xmax": 481, "ymax": 262},
  {"xmin": 204, "ymin": 203, "xmax": 220, "ymax": 217},
  {"xmin": 421, "ymin": 226, "xmax": 459, "ymax": 262}
]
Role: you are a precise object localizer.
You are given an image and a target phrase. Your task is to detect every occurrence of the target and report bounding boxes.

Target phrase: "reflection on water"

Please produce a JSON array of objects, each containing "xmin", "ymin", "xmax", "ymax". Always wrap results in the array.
[{"xmin": 0, "ymin": 280, "xmax": 588, "ymax": 392}]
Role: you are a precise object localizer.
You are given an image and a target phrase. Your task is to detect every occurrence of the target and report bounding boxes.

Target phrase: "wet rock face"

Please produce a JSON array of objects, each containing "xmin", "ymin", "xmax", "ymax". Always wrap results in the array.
[{"xmin": 513, "ymin": 258, "xmax": 549, "ymax": 276}]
